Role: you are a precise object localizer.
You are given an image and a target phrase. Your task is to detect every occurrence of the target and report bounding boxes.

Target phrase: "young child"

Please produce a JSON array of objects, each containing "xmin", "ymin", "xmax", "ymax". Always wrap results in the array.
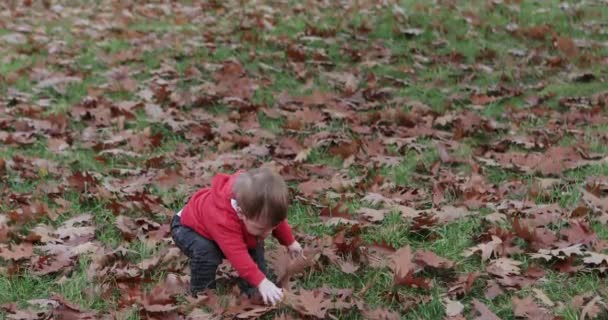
[{"xmin": 170, "ymin": 167, "xmax": 303, "ymax": 305}]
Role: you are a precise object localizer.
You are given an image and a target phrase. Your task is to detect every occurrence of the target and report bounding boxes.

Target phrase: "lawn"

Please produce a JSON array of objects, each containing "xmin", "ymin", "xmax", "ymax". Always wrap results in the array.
[{"xmin": 1, "ymin": 0, "xmax": 608, "ymax": 319}]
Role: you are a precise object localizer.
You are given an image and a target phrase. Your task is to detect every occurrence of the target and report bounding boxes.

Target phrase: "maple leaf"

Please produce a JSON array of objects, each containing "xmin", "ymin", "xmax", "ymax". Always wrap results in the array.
[
  {"xmin": 30, "ymin": 253, "xmax": 75, "ymax": 276},
  {"xmin": 66, "ymin": 171, "xmax": 98, "ymax": 193},
  {"xmin": 298, "ymin": 179, "xmax": 332, "ymax": 197},
  {"xmin": 390, "ymin": 245, "xmax": 431, "ymax": 289},
  {"xmin": 363, "ymin": 241, "xmax": 396, "ymax": 269},
  {"xmin": 511, "ymin": 218, "xmax": 556, "ymax": 249},
  {"xmin": 0, "ymin": 243, "xmax": 34, "ymax": 261},
  {"xmin": 583, "ymin": 251, "xmax": 608, "ymax": 268},
  {"xmin": 444, "ymin": 298, "xmax": 464, "ymax": 317},
  {"xmin": 512, "ymin": 296, "xmax": 554, "ymax": 320},
  {"xmin": 358, "ymin": 207, "xmax": 389, "ymax": 223},
  {"xmin": 50, "ymin": 294, "xmax": 97, "ymax": 319},
  {"xmin": 471, "ymin": 299, "xmax": 502, "ymax": 320},
  {"xmin": 484, "ymin": 280, "xmax": 505, "ymax": 299},
  {"xmin": 448, "ymin": 272, "xmax": 480, "ymax": 298},
  {"xmin": 361, "ymin": 307, "xmax": 400, "ymax": 320},
  {"xmin": 319, "ymin": 202, "xmax": 352, "ymax": 220},
  {"xmin": 223, "ymin": 295, "xmax": 275, "ymax": 319},
  {"xmin": 530, "ymin": 244, "xmax": 586, "ymax": 262},
  {"xmin": 361, "ymin": 192, "xmax": 395, "ymax": 206},
  {"xmin": 464, "ymin": 235, "xmax": 503, "ymax": 261},
  {"xmin": 115, "ymin": 215, "xmax": 160, "ymax": 241},
  {"xmin": 337, "ymin": 258, "xmax": 359, "ymax": 274},
  {"xmin": 270, "ymin": 246, "xmax": 318, "ymax": 288},
  {"xmin": 575, "ymin": 295, "xmax": 604, "ymax": 320},
  {"xmin": 559, "ymin": 221, "xmax": 599, "ymax": 247},
  {"xmin": 486, "ymin": 258, "xmax": 538, "ymax": 290},
  {"xmin": 284, "ymin": 289, "xmax": 332, "ymax": 319},
  {"xmin": 414, "ymin": 250, "xmax": 454, "ymax": 269}
]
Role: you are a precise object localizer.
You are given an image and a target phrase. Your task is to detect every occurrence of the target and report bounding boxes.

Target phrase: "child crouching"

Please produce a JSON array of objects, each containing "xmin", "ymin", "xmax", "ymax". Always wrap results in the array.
[{"xmin": 170, "ymin": 167, "xmax": 303, "ymax": 305}]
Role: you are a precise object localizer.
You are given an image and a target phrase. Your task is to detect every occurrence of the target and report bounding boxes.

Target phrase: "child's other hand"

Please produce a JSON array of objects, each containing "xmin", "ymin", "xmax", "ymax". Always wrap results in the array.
[
  {"xmin": 257, "ymin": 278, "xmax": 283, "ymax": 305},
  {"xmin": 288, "ymin": 241, "xmax": 304, "ymax": 259}
]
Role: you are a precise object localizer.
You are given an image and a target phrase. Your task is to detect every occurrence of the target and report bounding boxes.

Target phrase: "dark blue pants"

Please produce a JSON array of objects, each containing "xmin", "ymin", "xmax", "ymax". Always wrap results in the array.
[{"xmin": 170, "ymin": 214, "xmax": 268, "ymax": 296}]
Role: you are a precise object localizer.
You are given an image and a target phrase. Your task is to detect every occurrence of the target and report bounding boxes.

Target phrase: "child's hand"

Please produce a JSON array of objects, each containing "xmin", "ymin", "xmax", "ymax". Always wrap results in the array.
[
  {"xmin": 288, "ymin": 241, "xmax": 304, "ymax": 259},
  {"xmin": 257, "ymin": 278, "xmax": 283, "ymax": 305}
]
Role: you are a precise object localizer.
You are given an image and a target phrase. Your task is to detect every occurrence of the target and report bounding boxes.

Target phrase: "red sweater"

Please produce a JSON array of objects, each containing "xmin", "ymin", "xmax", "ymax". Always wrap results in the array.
[{"xmin": 179, "ymin": 171, "xmax": 296, "ymax": 287}]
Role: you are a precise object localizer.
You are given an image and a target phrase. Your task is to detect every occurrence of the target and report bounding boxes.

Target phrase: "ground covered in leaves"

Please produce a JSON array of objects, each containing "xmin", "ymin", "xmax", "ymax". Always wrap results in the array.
[{"xmin": 1, "ymin": 0, "xmax": 608, "ymax": 319}]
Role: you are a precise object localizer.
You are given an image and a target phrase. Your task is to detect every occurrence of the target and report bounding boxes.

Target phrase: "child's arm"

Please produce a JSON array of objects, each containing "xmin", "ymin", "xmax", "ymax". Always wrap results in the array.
[
  {"xmin": 273, "ymin": 220, "xmax": 303, "ymax": 258},
  {"xmin": 211, "ymin": 223, "xmax": 284, "ymax": 305},
  {"xmin": 272, "ymin": 219, "xmax": 295, "ymax": 246},
  {"xmin": 210, "ymin": 223, "xmax": 266, "ymax": 287}
]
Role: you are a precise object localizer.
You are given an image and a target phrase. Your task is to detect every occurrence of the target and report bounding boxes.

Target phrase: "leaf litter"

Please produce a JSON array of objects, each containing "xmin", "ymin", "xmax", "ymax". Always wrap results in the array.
[{"xmin": 1, "ymin": 0, "xmax": 608, "ymax": 319}]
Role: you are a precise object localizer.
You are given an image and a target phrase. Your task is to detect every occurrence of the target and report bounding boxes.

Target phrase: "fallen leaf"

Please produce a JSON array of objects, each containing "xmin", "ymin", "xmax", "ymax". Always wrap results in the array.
[
  {"xmin": 284, "ymin": 289, "xmax": 332, "ymax": 319},
  {"xmin": 471, "ymin": 299, "xmax": 502, "ymax": 320},
  {"xmin": 444, "ymin": 298, "xmax": 464, "ymax": 317},
  {"xmin": 512, "ymin": 296, "xmax": 554, "ymax": 320},
  {"xmin": 361, "ymin": 307, "xmax": 400, "ymax": 320},
  {"xmin": 580, "ymin": 295, "xmax": 602, "ymax": 320},
  {"xmin": 414, "ymin": 250, "xmax": 455, "ymax": 269},
  {"xmin": 0, "ymin": 243, "xmax": 34, "ymax": 261},
  {"xmin": 532, "ymin": 288, "xmax": 555, "ymax": 307}
]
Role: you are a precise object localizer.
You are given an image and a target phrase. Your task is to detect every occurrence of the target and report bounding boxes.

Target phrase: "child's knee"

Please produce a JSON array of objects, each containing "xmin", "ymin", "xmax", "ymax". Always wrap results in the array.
[{"xmin": 191, "ymin": 242, "xmax": 223, "ymax": 263}]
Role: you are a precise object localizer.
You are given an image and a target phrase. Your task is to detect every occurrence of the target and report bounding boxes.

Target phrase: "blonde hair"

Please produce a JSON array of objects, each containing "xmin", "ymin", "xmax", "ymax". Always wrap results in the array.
[{"xmin": 232, "ymin": 167, "xmax": 289, "ymax": 227}]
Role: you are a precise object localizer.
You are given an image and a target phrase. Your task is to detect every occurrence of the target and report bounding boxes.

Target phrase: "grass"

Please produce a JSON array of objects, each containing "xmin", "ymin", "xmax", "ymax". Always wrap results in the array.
[{"xmin": 1, "ymin": 0, "xmax": 607, "ymax": 319}]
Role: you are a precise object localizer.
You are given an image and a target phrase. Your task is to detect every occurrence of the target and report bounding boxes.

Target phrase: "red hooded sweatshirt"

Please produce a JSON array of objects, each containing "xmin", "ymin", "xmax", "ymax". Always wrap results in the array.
[{"xmin": 179, "ymin": 171, "xmax": 296, "ymax": 287}]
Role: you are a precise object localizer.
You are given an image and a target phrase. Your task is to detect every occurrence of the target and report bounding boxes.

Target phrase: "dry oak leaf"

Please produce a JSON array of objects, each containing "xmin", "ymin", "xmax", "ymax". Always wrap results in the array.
[
  {"xmin": 512, "ymin": 296, "xmax": 554, "ymax": 320},
  {"xmin": 270, "ymin": 247, "xmax": 318, "ymax": 288},
  {"xmin": 284, "ymin": 289, "xmax": 332, "ymax": 319},
  {"xmin": 361, "ymin": 307, "xmax": 400, "ymax": 320},
  {"xmin": 530, "ymin": 244, "xmax": 586, "ymax": 261},
  {"xmin": 464, "ymin": 235, "xmax": 503, "ymax": 261},
  {"xmin": 0, "ymin": 243, "xmax": 34, "ymax": 261},
  {"xmin": 390, "ymin": 245, "xmax": 432, "ymax": 289},
  {"xmin": 471, "ymin": 299, "xmax": 502, "ymax": 320},
  {"xmin": 414, "ymin": 250, "xmax": 455, "ymax": 269},
  {"xmin": 444, "ymin": 298, "xmax": 464, "ymax": 317}
]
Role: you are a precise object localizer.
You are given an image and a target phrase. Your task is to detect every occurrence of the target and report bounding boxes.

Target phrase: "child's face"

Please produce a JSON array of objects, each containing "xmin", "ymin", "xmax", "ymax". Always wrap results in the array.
[{"xmin": 242, "ymin": 217, "xmax": 274, "ymax": 238}]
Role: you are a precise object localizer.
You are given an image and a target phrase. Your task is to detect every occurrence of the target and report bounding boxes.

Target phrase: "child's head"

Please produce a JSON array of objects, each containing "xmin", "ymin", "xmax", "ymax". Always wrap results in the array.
[{"xmin": 232, "ymin": 167, "xmax": 289, "ymax": 237}]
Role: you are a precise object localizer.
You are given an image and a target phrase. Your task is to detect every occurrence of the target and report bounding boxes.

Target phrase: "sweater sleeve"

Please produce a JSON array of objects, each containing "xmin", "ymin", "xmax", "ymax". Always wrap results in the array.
[
  {"xmin": 209, "ymin": 222, "xmax": 266, "ymax": 287},
  {"xmin": 272, "ymin": 219, "xmax": 296, "ymax": 247}
]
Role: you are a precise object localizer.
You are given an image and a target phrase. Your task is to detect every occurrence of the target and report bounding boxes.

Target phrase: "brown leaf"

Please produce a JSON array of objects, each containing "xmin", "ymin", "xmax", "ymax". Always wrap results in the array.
[
  {"xmin": 284, "ymin": 289, "xmax": 332, "ymax": 319},
  {"xmin": 223, "ymin": 296, "xmax": 275, "ymax": 319},
  {"xmin": 115, "ymin": 215, "xmax": 160, "ymax": 241},
  {"xmin": 66, "ymin": 171, "xmax": 98, "ymax": 193},
  {"xmin": 51, "ymin": 294, "xmax": 97, "ymax": 319},
  {"xmin": 484, "ymin": 280, "xmax": 505, "ymax": 299},
  {"xmin": 30, "ymin": 253, "xmax": 75, "ymax": 276},
  {"xmin": 532, "ymin": 288, "xmax": 555, "ymax": 308},
  {"xmin": 0, "ymin": 243, "xmax": 34, "ymax": 261},
  {"xmin": 414, "ymin": 250, "xmax": 454, "ymax": 269},
  {"xmin": 390, "ymin": 245, "xmax": 431, "ymax": 289},
  {"xmin": 444, "ymin": 298, "xmax": 464, "ymax": 317},
  {"xmin": 448, "ymin": 272, "xmax": 480, "ymax": 298},
  {"xmin": 390, "ymin": 245, "xmax": 415, "ymax": 277},
  {"xmin": 358, "ymin": 207, "xmax": 388, "ymax": 223},
  {"xmin": 361, "ymin": 307, "xmax": 400, "ymax": 320},
  {"xmin": 298, "ymin": 179, "xmax": 332, "ymax": 197},
  {"xmin": 512, "ymin": 296, "xmax": 554, "ymax": 320},
  {"xmin": 555, "ymin": 36, "xmax": 580, "ymax": 58},
  {"xmin": 271, "ymin": 247, "xmax": 318, "ymax": 288},
  {"xmin": 471, "ymin": 299, "xmax": 502, "ymax": 320},
  {"xmin": 530, "ymin": 244, "xmax": 586, "ymax": 262},
  {"xmin": 48, "ymin": 138, "xmax": 69, "ymax": 152},
  {"xmin": 464, "ymin": 235, "xmax": 503, "ymax": 261},
  {"xmin": 337, "ymin": 258, "xmax": 359, "ymax": 274},
  {"xmin": 579, "ymin": 295, "xmax": 603, "ymax": 320}
]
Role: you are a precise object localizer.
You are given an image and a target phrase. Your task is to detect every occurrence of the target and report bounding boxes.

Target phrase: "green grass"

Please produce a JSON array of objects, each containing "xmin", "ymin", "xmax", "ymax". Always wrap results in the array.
[{"xmin": 1, "ymin": 0, "xmax": 607, "ymax": 319}]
